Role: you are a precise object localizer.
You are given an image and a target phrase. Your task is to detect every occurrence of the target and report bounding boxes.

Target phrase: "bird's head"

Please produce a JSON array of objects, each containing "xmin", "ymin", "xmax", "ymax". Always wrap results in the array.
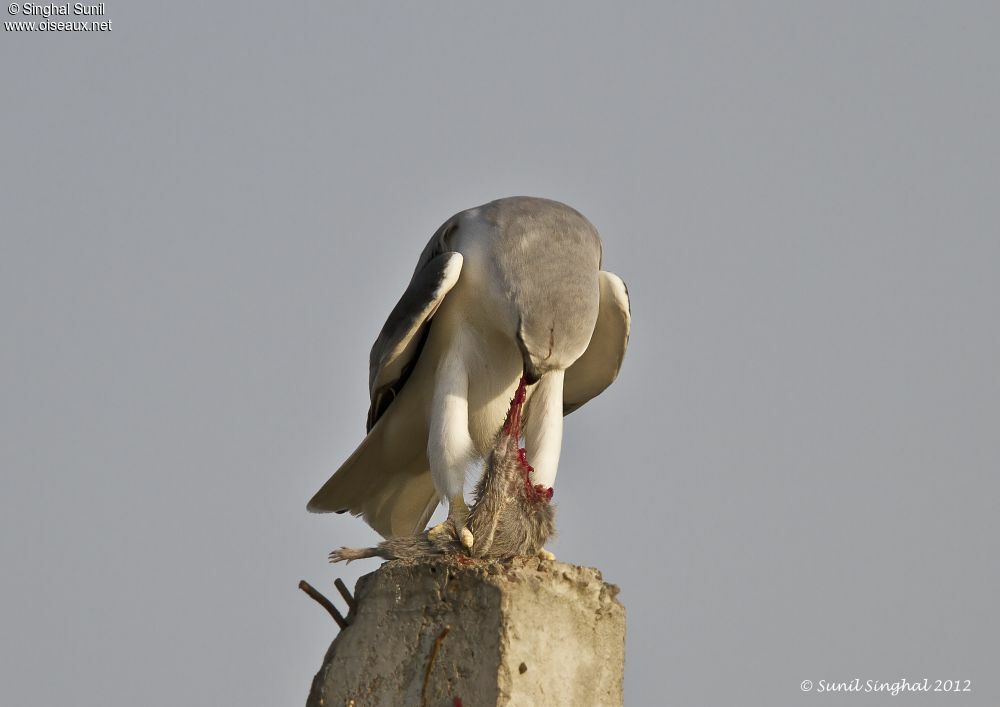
[{"xmin": 514, "ymin": 281, "xmax": 600, "ymax": 384}]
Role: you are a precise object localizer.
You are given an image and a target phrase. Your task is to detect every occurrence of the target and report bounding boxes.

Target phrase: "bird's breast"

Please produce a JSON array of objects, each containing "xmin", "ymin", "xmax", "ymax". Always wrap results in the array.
[{"xmin": 463, "ymin": 332, "xmax": 528, "ymax": 455}]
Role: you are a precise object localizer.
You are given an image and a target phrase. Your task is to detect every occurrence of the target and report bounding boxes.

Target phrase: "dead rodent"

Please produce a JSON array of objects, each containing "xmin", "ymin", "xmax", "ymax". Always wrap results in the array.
[{"xmin": 330, "ymin": 378, "xmax": 554, "ymax": 563}]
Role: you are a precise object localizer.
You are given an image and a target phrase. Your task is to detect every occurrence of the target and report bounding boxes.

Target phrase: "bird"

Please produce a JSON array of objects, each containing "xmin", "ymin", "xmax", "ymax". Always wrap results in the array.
[
  {"xmin": 308, "ymin": 196, "xmax": 630, "ymax": 550},
  {"xmin": 329, "ymin": 375, "xmax": 555, "ymax": 563}
]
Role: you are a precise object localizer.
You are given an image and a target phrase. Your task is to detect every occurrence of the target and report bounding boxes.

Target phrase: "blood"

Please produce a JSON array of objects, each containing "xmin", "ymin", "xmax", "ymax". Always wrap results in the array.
[
  {"xmin": 503, "ymin": 376, "xmax": 529, "ymax": 436},
  {"xmin": 453, "ymin": 698, "xmax": 464, "ymax": 707},
  {"xmin": 516, "ymin": 447, "xmax": 553, "ymax": 502},
  {"xmin": 504, "ymin": 377, "xmax": 553, "ymax": 504}
]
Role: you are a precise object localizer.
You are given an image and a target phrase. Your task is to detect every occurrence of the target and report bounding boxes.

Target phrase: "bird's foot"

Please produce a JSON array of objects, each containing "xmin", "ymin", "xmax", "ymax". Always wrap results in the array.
[
  {"xmin": 536, "ymin": 548, "xmax": 555, "ymax": 561},
  {"xmin": 449, "ymin": 496, "xmax": 474, "ymax": 549},
  {"xmin": 425, "ymin": 517, "xmax": 474, "ymax": 550},
  {"xmin": 428, "ymin": 495, "xmax": 473, "ymax": 549},
  {"xmin": 459, "ymin": 525, "xmax": 474, "ymax": 550},
  {"xmin": 427, "ymin": 521, "xmax": 454, "ymax": 541}
]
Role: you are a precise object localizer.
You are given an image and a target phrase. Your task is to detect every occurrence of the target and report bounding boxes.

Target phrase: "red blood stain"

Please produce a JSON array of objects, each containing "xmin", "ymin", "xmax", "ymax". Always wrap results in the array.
[
  {"xmin": 515, "ymin": 447, "xmax": 552, "ymax": 503},
  {"xmin": 453, "ymin": 698, "xmax": 463, "ymax": 707},
  {"xmin": 516, "ymin": 447, "xmax": 534, "ymax": 473},
  {"xmin": 503, "ymin": 378, "xmax": 553, "ymax": 504},
  {"xmin": 503, "ymin": 376, "xmax": 529, "ymax": 436},
  {"xmin": 535, "ymin": 485, "xmax": 554, "ymax": 500}
]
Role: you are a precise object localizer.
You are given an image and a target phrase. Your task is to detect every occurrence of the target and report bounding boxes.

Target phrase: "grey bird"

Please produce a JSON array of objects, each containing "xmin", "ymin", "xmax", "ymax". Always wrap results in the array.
[{"xmin": 308, "ymin": 196, "xmax": 630, "ymax": 549}]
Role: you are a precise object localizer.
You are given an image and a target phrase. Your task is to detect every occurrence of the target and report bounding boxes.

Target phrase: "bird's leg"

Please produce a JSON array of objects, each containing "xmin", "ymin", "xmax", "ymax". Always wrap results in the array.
[
  {"xmin": 427, "ymin": 345, "xmax": 477, "ymax": 549},
  {"xmin": 523, "ymin": 369, "xmax": 563, "ymax": 490},
  {"xmin": 524, "ymin": 369, "xmax": 564, "ymax": 557}
]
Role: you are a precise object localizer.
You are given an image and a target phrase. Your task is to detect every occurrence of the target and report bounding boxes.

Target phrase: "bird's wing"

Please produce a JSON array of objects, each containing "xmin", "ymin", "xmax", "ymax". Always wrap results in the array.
[
  {"xmin": 307, "ymin": 369, "xmax": 439, "ymax": 535},
  {"xmin": 366, "ymin": 219, "xmax": 463, "ymax": 431},
  {"xmin": 563, "ymin": 271, "xmax": 631, "ymax": 415}
]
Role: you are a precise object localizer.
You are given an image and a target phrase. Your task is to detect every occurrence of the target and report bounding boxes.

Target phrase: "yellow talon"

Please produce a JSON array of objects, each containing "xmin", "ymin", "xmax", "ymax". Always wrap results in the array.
[
  {"xmin": 459, "ymin": 526, "xmax": 474, "ymax": 549},
  {"xmin": 427, "ymin": 522, "xmax": 451, "ymax": 540}
]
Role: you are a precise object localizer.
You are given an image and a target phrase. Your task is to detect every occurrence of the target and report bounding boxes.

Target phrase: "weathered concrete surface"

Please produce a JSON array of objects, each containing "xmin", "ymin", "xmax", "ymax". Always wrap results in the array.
[{"xmin": 307, "ymin": 557, "xmax": 625, "ymax": 706}]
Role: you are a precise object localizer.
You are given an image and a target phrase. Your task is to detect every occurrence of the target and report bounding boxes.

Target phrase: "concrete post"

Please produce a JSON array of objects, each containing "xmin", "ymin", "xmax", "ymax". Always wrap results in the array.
[{"xmin": 307, "ymin": 557, "xmax": 625, "ymax": 706}]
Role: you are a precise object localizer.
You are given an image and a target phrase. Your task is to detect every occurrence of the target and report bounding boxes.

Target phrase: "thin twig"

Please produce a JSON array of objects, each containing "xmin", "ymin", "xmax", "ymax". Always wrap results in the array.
[
  {"xmin": 421, "ymin": 625, "xmax": 451, "ymax": 707},
  {"xmin": 334, "ymin": 577, "xmax": 356, "ymax": 611},
  {"xmin": 298, "ymin": 580, "xmax": 348, "ymax": 629}
]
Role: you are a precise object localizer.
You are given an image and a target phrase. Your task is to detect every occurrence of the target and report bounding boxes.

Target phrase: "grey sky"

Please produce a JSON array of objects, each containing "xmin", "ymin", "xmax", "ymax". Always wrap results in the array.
[{"xmin": 2, "ymin": 3, "xmax": 998, "ymax": 705}]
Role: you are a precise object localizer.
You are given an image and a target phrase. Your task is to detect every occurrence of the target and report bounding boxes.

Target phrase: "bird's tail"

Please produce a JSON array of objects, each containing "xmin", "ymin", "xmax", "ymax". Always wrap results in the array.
[{"xmin": 307, "ymin": 417, "xmax": 439, "ymax": 538}]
